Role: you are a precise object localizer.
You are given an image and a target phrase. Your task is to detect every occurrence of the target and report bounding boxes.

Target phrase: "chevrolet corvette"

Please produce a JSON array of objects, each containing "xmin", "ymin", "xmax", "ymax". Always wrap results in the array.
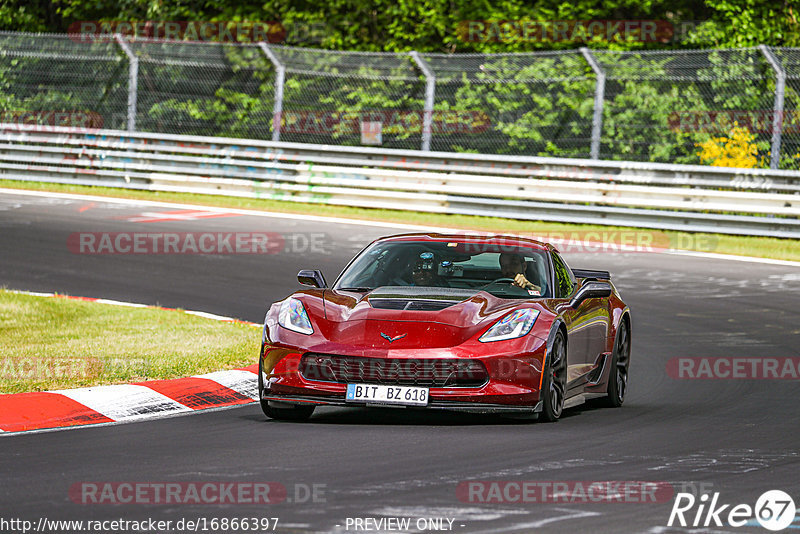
[{"xmin": 258, "ymin": 233, "xmax": 631, "ymax": 422}]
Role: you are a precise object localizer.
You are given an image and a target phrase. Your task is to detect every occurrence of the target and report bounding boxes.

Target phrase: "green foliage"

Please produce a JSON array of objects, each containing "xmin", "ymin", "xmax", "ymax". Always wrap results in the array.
[
  {"xmin": 2, "ymin": 0, "xmax": 795, "ymax": 51},
  {"xmin": 0, "ymin": 289, "xmax": 258, "ymax": 393}
]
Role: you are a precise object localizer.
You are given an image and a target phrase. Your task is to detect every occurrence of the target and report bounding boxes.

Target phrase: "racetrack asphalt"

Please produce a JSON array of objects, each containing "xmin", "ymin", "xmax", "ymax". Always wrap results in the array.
[{"xmin": 1, "ymin": 189, "xmax": 799, "ymax": 533}]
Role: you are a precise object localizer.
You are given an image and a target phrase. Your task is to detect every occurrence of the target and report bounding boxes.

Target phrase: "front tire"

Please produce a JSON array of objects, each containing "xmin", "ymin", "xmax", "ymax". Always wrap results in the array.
[
  {"xmin": 262, "ymin": 403, "xmax": 315, "ymax": 421},
  {"xmin": 259, "ymin": 356, "xmax": 315, "ymax": 421},
  {"xmin": 604, "ymin": 319, "xmax": 630, "ymax": 408},
  {"xmin": 539, "ymin": 330, "xmax": 567, "ymax": 422}
]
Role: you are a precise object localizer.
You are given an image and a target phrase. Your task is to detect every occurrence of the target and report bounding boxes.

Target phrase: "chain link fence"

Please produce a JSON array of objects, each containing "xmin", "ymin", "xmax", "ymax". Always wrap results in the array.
[
  {"xmin": 0, "ymin": 32, "xmax": 128, "ymax": 130},
  {"xmin": 272, "ymin": 47, "xmax": 425, "ymax": 150},
  {"xmin": 593, "ymin": 48, "xmax": 777, "ymax": 164},
  {"xmin": 0, "ymin": 31, "xmax": 797, "ymax": 169},
  {"xmin": 131, "ymin": 40, "xmax": 275, "ymax": 138},
  {"xmin": 772, "ymin": 47, "xmax": 800, "ymax": 167},
  {"xmin": 423, "ymin": 51, "xmax": 594, "ymax": 156}
]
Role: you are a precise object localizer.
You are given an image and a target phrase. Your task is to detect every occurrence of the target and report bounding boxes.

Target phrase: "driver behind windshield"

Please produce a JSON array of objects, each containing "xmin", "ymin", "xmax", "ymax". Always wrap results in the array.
[
  {"xmin": 410, "ymin": 256, "xmax": 448, "ymax": 287},
  {"xmin": 499, "ymin": 252, "xmax": 541, "ymax": 293}
]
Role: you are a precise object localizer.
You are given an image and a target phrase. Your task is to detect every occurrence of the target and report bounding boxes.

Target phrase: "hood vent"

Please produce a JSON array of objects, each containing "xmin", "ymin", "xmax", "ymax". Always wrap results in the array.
[{"xmin": 369, "ymin": 298, "xmax": 459, "ymax": 311}]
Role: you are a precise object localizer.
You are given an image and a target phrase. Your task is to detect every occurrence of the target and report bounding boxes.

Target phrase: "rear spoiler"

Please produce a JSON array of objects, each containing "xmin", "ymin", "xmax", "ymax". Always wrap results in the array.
[{"xmin": 572, "ymin": 268, "xmax": 611, "ymax": 280}]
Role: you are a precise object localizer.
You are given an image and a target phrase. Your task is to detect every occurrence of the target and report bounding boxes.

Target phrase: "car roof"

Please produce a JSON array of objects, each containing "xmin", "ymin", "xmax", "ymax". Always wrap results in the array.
[{"xmin": 374, "ymin": 233, "xmax": 551, "ymax": 252}]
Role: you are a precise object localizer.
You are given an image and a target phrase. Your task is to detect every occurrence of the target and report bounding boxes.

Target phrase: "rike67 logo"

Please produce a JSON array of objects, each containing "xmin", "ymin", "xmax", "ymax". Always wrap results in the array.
[{"xmin": 668, "ymin": 490, "xmax": 797, "ymax": 531}]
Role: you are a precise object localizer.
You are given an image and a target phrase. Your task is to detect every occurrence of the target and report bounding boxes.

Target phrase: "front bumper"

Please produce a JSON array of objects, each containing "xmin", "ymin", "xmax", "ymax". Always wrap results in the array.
[{"xmin": 260, "ymin": 338, "xmax": 549, "ymax": 410}]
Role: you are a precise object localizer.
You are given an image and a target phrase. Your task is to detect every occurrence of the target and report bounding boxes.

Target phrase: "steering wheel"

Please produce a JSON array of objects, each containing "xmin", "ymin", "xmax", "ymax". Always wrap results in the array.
[{"xmin": 481, "ymin": 277, "xmax": 517, "ymax": 289}]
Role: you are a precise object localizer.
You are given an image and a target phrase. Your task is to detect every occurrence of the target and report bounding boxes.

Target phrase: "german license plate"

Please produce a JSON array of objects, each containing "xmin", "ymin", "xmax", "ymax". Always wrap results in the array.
[{"xmin": 345, "ymin": 384, "xmax": 429, "ymax": 406}]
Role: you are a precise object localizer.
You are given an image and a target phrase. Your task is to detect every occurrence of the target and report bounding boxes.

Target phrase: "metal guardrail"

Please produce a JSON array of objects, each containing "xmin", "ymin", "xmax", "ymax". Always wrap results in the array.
[{"xmin": 0, "ymin": 123, "xmax": 798, "ymax": 238}]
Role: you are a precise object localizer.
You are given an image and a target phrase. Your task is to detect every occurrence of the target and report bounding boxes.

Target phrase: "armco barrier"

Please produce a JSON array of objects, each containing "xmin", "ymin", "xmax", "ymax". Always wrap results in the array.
[{"xmin": 0, "ymin": 123, "xmax": 798, "ymax": 238}]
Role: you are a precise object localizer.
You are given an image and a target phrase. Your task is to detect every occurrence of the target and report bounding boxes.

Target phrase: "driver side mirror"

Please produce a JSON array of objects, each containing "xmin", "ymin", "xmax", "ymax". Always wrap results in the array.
[
  {"xmin": 297, "ymin": 269, "xmax": 327, "ymax": 288},
  {"xmin": 569, "ymin": 280, "xmax": 612, "ymax": 308}
]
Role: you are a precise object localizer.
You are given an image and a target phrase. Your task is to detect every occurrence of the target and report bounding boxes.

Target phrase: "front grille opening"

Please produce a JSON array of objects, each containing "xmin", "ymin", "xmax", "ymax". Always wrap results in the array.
[{"xmin": 299, "ymin": 353, "xmax": 489, "ymax": 388}]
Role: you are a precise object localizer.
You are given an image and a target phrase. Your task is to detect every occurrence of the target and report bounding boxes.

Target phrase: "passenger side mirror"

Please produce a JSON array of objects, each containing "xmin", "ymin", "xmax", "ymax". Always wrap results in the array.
[
  {"xmin": 569, "ymin": 280, "xmax": 612, "ymax": 308},
  {"xmin": 297, "ymin": 269, "xmax": 327, "ymax": 288}
]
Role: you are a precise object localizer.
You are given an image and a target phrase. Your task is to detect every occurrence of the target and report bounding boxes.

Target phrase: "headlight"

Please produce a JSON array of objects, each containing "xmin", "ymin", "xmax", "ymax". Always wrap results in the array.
[
  {"xmin": 479, "ymin": 309, "xmax": 539, "ymax": 342},
  {"xmin": 278, "ymin": 298, "xmax": 314, "ymax": 335}
]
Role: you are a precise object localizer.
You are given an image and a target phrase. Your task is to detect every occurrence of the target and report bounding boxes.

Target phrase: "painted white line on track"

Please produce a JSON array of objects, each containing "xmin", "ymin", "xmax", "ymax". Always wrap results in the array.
[
  {"xmin": 194, "ymin": 370, "xmax": 259, "ymax": 400},
  {"xmin": 467, "ymin": 508, "xmax": 602, "ymax": 534},
  {"xmin": 52, "ymin": 384, "xmax": 192, "ymax": 421},
  {"xmin": 663, "ymin": 249, "xmax": 800, "ymax": 267},
  {"xmin": 2, "ymin": 187, "xmax": 799, "ymax": 268},
  {"xmin": 0, "ymin": 187, "xmax": 445, "ymax": 232},
  {"xmin": 7, "ymin": 290, "xmax": 258, "ymax": 326},
  {"xmin": 8, "ymin": 290, "xmax": 56, "ymax": 297},
  {"xmin": 185, "ymin": 310, "xmax": 243, "ymax": 322},
  {"xmin": 94, "ymin": 299, "xmax": 149, "ymax": 307}
]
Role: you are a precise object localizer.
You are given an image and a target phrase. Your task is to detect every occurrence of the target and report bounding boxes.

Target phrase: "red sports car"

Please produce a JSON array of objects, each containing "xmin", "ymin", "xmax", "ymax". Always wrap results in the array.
[{"xmin": 258, "ymin": 233, "xmax": 631, "ymax": 422}]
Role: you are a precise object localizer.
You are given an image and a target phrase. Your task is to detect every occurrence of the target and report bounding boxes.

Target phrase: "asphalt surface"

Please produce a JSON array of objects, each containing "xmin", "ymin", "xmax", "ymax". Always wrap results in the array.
[{"xmin": 1, "ymin": 189, "xmax": 799, "ymax": 534}]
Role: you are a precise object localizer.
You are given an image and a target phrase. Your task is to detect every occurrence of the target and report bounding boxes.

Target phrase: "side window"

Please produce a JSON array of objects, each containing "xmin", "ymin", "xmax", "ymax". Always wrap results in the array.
[{"xmin": 551, "ymin": 252, "xmax": 575, "ymax": 298}]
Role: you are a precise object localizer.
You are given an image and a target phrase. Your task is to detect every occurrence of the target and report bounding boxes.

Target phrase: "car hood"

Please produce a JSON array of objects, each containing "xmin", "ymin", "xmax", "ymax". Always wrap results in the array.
[{"xmin": 307, "ymin": 286, "xmax": 548, "ymax": 348}]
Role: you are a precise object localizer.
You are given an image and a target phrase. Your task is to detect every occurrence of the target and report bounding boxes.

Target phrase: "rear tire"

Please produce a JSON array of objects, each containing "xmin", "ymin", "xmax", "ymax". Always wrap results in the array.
[
  {"xmin": 604, "ymin": 319, "xmax": 630, "ymax": 408},
  {"xmin": 259, "ymin": 356, "xmax": 315, "ymax": 421},
  {"xmin": 539, "ymin": 330, "xmax": 567, "ymax": 422}
]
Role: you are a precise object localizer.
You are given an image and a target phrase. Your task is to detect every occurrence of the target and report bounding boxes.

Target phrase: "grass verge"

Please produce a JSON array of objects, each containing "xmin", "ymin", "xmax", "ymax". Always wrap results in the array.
[
  {"xmin": 0, "ymin": 179, "xmax": 798, "ymax": 262},
  {"xmin": 0, "ymin": 289, "xmax": 260, "ymax": 394}
]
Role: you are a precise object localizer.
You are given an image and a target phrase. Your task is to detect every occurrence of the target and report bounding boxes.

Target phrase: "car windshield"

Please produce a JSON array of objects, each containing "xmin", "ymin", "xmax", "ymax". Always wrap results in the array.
[{"xmin": 335, "ymin": 240, "xmax": 551, "ymax": 298}]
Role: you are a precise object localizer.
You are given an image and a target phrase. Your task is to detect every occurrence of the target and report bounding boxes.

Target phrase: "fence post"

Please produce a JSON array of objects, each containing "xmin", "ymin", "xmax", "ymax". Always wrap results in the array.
[
  {"xmin": 760, "ymin": 45, "xmax": 786, "ymax": 170},
  {"xmin": 409, "ymin": 51, "xmax": 435, "ymax": 151},
  {"xmin": 114, "ymin": 34, "xmax": 138, "ymax": 132},
  {"xmin": 259, "ymin": 43, "xmax": 285, "ymax": 143},
  {"xmin": 580, "ymin": 47, "xmax": 605, "ymax": 160}
]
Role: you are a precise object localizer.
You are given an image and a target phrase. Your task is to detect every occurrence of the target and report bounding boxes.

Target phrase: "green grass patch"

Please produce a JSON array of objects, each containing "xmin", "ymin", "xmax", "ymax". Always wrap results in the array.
[
  {"xmin": 1, "ymin": 179, "xmax": 798, "ymax": 262},
  {"xmin": 0, "ymin": 289, "xmax": 260, "ymax": 394}
]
